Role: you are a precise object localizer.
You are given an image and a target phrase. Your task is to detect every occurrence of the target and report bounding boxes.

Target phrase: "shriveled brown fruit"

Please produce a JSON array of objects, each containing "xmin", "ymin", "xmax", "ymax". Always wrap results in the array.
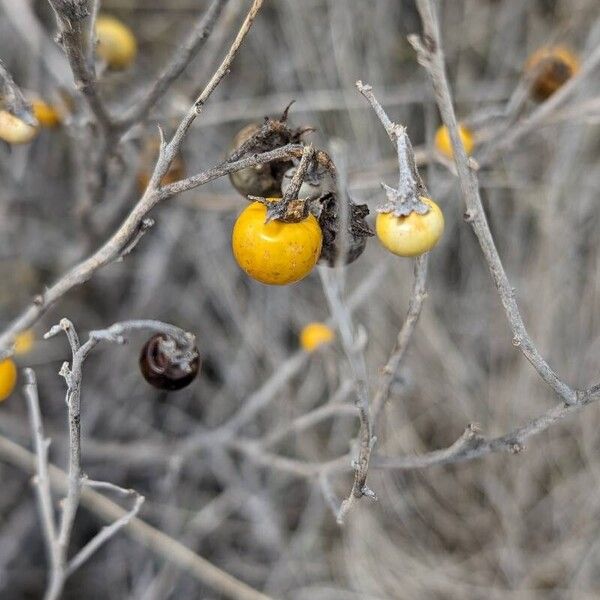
[
  {"xmin": 228, "ymin": 111, "xmax": 309, "ymax": 198},
  {"xmin": 318, "ymin": 193, "xmax": 374, "ymax": 266}
]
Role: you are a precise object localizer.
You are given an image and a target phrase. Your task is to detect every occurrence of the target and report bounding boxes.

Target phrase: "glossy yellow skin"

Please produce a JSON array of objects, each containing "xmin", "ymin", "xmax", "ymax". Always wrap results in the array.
[
  {"xmin": 0, "ymin": 359, "xmax": 17, "ymax": 402},
  {"xmin": 300, "ymin": 323, "xmax": 335, "ymax": 352},
  {"xmin": 525, "ymin": 46, "xmax": 580, "ymax": 100},
  {"xmin": 232, "ymin": 200, "xmax": 323, "ymax": 285},
  {"xmin": 376, "ymin": 197, "xmax": 444, "ymax": 257},
  {"xmin": 434, "ymin": 124, "xmax": 474, "ymax": 159},
  {"xmin": 14, "ymin": 330, "xmax": 35, "ymax": 355},
  {"xmin": 32, "ymin": 99, "xmax": 61, "ymax": 128},
  {"xmin": 0, "ymin": 110, "xmax": 38, "ymax": 144},
  {"xmin": 95, "ymin": 16, "xmax": 137, "ymax": 70}
]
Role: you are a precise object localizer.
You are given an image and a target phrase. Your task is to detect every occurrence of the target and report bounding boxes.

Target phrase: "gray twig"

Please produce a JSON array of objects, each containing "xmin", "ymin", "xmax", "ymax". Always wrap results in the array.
[
  {"xmin": 356, "ymin": 81, "xmax": 427, "ymax": 215},
  {"xmin": 319, "ymin": 267, "xmax": 375, "ymax": 524},
  {"xmin": 23, "ymin": 370, "xmax": 60, "ymax": 586},
  {"xmin": 47, "ymin": 0, "xmax": 113, "ymax": 131},
  {"xmin": 409, "ymin": 0, "xmax": 578, "ymax": 405},
  {"xmin": 0, "ymin": 435, "xmax": 273, "ymax": 600},
  {"xmin": 0, "ymin": 0, "xmax": 266, "ymax": 355},
  {"xmin": 116, "ymin": 0, "xmax": 229, "ymax": 129},
  {"xmin": 26, "ymin": 318, "xmax": 193, "ymax": 600}
]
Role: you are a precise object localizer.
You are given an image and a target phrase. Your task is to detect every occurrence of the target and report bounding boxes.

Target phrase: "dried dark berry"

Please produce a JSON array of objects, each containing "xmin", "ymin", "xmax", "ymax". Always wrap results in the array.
[
  {"xmin": 139, "ymin": 334, "xmax": 200, "ymax": 391},
  {"xmin": 318, "ymin": 193, "xmax": 374, "ymax": 266},
  {"xmin": 228, "ymin": 108, "xmax": 310, "ymax": 199}
]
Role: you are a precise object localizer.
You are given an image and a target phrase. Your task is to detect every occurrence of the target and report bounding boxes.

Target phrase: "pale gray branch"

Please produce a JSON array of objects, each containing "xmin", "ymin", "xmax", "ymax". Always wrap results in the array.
[{"xmin": 410, "ymin": 0, "xmax": 578, "ymax": 405}]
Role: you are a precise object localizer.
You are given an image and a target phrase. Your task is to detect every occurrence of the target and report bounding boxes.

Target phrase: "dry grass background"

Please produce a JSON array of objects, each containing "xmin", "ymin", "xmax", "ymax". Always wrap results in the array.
[{"xmin": 1, "ymin": 0, "xmax": 600, "ymax": 598}]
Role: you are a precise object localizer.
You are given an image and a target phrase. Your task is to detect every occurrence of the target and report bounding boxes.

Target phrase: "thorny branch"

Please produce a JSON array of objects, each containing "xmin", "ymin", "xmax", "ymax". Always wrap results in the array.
[
  {"xmin": 116, "ymin": 0, "xmax": 229, "ymax": 130},
  {"xmin": 319, "ymin": 267, "xmax": 376, "ymax": 523},
  {"xmin": 371, "ymin": 254, "xmax": 428, "ymax": 427},
  {"xmin": 0, "ymin": 0, "xmax": 269, "ymax": 358},
  {"xmin": 24, "ymin": 318, "xmax": 198, "ymax": 600},
  {"xmin": 17, "ymin": 315, "xmax": 276, "ymax": 600},
  {"xmin": 47, "ymin": 0, "xmax": 113, "ymax": 131},
  {"xmin": 316, "ymin": 83, "xmax": 433, "ymax": 523},
  {"xmin": 356, "ymin": 81, "xmax": 428, "ymax": 216},
  {"xmin": 408, "ymin": 0, "xmax": 579, "ymax": 405},
  {"xmin": 0, "ymin": 435, "xmax": 272, "ymax": 600}
]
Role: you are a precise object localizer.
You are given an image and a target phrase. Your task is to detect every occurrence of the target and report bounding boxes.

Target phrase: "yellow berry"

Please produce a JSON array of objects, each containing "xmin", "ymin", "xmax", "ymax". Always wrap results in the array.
[
  {"xmin": 232, "ymin": 200, "xmax": 322, "ymax": 285},
  {"xmin": 376, "ymin": 197, "xmax": 444, "ymax": 257},
  {"xmin": 31, "ymin": 99, "xmax": 61, "ymax": 128},
  {"xmin": 434, "ymin": 124, "xmax": 474, "ymax": 159},
  {"xmin": 300, "ymin": 322, "xmax": 335, "ymax": 352},
  {"xmin": 525, "ymin": 46, "xmax": 580, "ymax": 101},
  {"xmin": 0, "ymin": 359, "xmax": 17, "ymax": 402},
  {"xmin": 14, "ymin": 330, "xmax": 35, "ymax": 355},
  {"xmin": 95, "ymin": 15, "xmax": 137, "ymax": 70},
  {"xmin": 0, "ymin": 110, "xmax": 38, "ymax": 144}
]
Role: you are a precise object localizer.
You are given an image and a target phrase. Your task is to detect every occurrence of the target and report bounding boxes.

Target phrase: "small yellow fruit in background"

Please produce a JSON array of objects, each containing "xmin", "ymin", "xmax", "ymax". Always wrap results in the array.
[
  {"xmin": 0, "ymin": 359, "xmax": 17, "ymax": 402},
  {"xmin": 232, "ymin": 200, "xmax": 323, "ymax": 285},
  {"xmin": 31, "ymin": 99, "xmax": 61, "ymax": 128},
  {"xmin": 300, "ymin": 323, "xmax": 335, "ymax": 352},
  {"xmin": 525, "ymin": 46, "xmax": 580, "ymax": 101},
  {"xmin": 376, "ymin": 198, "xmax": 444, "ymax": 257},
  {"xmin": 434, "ymin": 124, "xmax": 474, "ymax": 159},
  {"xmin": 0, "ymin": 110, "xmax": 38, "ymax": 144},
  {"xmin": 14, "ymin": 330, "xmax": 35, "ymax": 355},
  {"xmin": 95, "ymin": 15, "xmax": 137, "ymax": 70}
]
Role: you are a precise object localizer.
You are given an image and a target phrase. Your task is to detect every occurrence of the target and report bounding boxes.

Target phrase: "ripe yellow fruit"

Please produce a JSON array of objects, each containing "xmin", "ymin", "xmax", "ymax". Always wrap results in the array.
[
  {"xmin": 14, "ymin": 330, "xmax": 35, "ymax": 355},
  {"xmin": 376, "ymin": 198, "xmax": 444, "ymax": 257},
  {"xmin": 525, "ymin": 46, "xmax": 580, "ymax": 101},
  {"xmin": 0, "ymin": 359, "xmax": 17, "ymax": 402},
  {"xmin": 232, "ymin": 200, "xmax": 323, "ymax": 285},
  {"xmin": 31, "ymin": 99, "xmax": 61, "ymax": 128},
  {"xmin": 434, "ymin": 124, "xmax": 474, "ymax": 159},
  {"xmin": 95, "ymin": 16, "xmax": 137, "ymax": 70},
  {"xmin": 300, "ymin": 322, "xmax": 335, "ymax": 352},
  {"xmin": 0, "ymin": 110, "xmax": 38, "ymax": 144}
]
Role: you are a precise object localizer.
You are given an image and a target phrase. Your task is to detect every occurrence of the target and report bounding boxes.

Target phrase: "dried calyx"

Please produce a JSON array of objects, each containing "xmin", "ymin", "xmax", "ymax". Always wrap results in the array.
[
  {"xmin": 248, "ymin": 195, "xmax": 310, "ymax": 223},
  {"xmin": 228, "ymin": 104, "xmax": 313, "ymax": 198},
  {"xmin": 379, "ymin": 125, "xmax": 429, "ymax": 217},
  {"xmin": 318, "ymin": 193, "xmax": 374, "ymax": 266},
  {"xmin": 250, "ymin": 143, "xmax": 337, "ymax": 224}
]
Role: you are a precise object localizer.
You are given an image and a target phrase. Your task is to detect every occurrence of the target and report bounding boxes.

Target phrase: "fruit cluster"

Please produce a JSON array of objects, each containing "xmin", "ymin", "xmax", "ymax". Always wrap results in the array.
[
  {"xmin": 227, "ymin": 112, "xmax": 450, "ymax": 286},
  {"xmin": 227, "ymin": 113, "xmax": 375, "ymax": 285},
  {"xmin": 0, "ymin": 32, "xmax": 582, "ymax": 400}
]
